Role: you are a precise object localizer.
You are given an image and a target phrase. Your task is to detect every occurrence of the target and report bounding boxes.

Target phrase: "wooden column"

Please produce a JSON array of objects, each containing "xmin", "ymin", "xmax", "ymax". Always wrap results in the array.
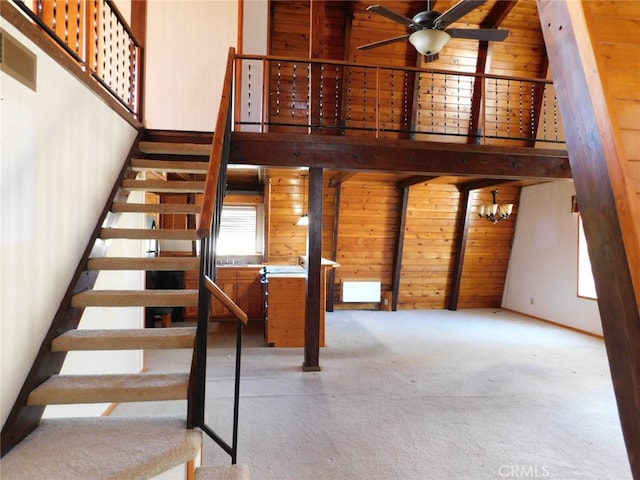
[
  {"xmin": 303, "ymin": 167, "xmax": 323, "ymax": 371},
  {"xmin": 538, "ymin": 2, "xmax": 640, "ymax": 477}
]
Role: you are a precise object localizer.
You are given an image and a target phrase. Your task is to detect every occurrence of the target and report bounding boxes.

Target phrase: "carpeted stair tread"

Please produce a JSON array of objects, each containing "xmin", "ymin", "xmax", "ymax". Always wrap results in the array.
[
  {"xmin": 27, "ymin": 373, "xmax": 189, "ymax": 405},
  {"xmin": 122, "ymin": 179, "xmax": 206, "ymax": 193},
  {"xmin": 111, "ymin": 202, "xmax": 201, "ymax": 214},
  {"xmin": 131, "ymin": 158, "xmax": 209, "ymax": 174},
  {"xmin": 71, "ymin": 289, "xmax": 199, "ymax": 307},
  {"xmin": 196, "ymin": 464, "xmax": 251, "ymax": 480},
  {"xmin": 138, "ymin": 141, "xmax": 211, "ymax": 156},
  {"xmin": 0, "ymin": 416, "xmax": 202, "ymax": 480},
  {"xmin": 101, "ymin": 227, "xmax": 200, "ymax": 241},
  {"xmin": 87, "ymin": 256, "xmax": 200, "ymax": 271},
  {"xmin": 52, "ymin": 327, "xmax": 197, "ymax": 351}
]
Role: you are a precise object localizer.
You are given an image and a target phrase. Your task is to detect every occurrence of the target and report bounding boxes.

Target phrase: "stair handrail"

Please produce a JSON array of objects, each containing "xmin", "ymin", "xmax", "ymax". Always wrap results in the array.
[
  {"xmin": 204, "ymin": 277, "xmax": 249, "ymax": 325},
  {"xmin": 188, "ymin": 46, "xmax": 244, "ymax": 465},
  {"xmin": 198, "ymin": 46, "xmax": 236, "ymax": 239}
]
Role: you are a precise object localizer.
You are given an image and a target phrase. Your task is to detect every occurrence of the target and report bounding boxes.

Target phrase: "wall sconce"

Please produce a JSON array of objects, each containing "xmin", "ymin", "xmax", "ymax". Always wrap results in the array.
[{"xmin": 477, "ymin": 189, "xmax": 513, "ymax": 223}]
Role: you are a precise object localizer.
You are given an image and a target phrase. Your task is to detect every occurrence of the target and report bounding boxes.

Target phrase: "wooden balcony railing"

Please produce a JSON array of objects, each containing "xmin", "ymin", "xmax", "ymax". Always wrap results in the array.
[
  {"xmin": 234, "ymin": 54, "xmax": 564, "ymax": 146},
  {"xmin": 12, "ymin": 0, "xmax": 143, "ymax": 117}
]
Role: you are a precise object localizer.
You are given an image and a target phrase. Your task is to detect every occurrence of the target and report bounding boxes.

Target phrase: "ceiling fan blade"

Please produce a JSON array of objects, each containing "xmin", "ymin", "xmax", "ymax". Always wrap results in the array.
[
  {"xmin": 434, "ymin": 0, "xmax": 487, "ymax": 28},
  {"xmin": 357, "ymin": 34, "xmax": 412, "ymax": 51},
  {"xmin": 446, "ymin": 28, "xmax": 509, "ymax": 41},
  {"xmin": 366, "ymin": 5, "xmax": 416, "ymax": 28}
]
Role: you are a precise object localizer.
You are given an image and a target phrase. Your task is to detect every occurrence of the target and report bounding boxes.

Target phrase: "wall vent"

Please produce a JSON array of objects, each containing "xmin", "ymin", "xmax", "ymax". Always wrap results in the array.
[{"xmin": 0, "ymin": 29, "xmax": 37, "ymax": 91}]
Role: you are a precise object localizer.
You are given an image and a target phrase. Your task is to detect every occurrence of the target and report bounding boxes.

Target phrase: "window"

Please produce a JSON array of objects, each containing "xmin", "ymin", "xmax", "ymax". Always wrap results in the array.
[
  {"xmin": 216, "ymin": 205, "xmax": 264, "ymax": 255},
  {"xmin": 578, "ymin": 215, "xmax": 597, "ymax": 299}
]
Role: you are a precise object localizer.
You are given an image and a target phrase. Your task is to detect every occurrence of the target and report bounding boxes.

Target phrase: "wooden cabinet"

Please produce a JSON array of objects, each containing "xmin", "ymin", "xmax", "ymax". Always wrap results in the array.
[
  {"xmin": 265, "ymin": 272, "xmax": 329, "ymax": 348},
  {"xmin": 265, "ymin": 274, "xmax": 308, "ymax": 347},
  {"xmin": 184, "ymin": 267, "xmax": 263, "ymax": 321}
]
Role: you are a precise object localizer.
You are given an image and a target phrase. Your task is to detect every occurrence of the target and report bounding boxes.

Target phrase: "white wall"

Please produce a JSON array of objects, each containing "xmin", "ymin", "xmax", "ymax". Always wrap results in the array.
[
  {"xmin": 1, "ymin": 21, "xmax": 140, "ymax": 426},
  {"xmin": 503, "ymin": 181, "xmax": 602, "ymax": 335},
  {"xmin": 144, "ymin": 0, "xmax": 238, "ymax": 130}
]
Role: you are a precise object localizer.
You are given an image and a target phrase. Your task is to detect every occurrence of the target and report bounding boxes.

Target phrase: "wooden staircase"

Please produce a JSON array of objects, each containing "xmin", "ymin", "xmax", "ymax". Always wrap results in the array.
[{"xmin": 0, "ymin": 130, "xmax": 228, "ymax": 479}]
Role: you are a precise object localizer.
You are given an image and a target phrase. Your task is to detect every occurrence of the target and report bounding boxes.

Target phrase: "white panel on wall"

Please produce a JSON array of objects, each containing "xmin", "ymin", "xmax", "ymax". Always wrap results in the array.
[
  {"xmin": 145, "ymin": 1, "xmax": 239, "ymax": 131},
  {"xmin": 502, "ymin": 182, "xmax": 602, "ymax": 335}
]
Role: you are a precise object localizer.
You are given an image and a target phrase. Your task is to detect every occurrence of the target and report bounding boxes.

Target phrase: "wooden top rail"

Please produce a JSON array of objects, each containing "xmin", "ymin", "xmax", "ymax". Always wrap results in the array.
[
  {"xmin": 198, "ymin": 47, "xmax": 236, "ymax": 238},
  {"xmin": 204, "ymin": 275, "xmax": 248, "ymax": 325}
]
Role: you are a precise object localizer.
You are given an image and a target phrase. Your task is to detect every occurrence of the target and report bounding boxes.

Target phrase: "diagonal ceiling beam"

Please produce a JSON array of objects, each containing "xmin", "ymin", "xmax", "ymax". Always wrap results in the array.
[
  {"xmin": 467, "ymin": 0, "xmax": 518, "ymax": 144},
  {"xmin": 329, "ymin": 171, "xmax": 357, "ymax": 187}
]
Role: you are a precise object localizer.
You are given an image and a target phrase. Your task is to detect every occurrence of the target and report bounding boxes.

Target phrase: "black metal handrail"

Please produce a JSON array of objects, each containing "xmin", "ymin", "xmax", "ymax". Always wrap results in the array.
[
  {"xmin": 11, "ymin": 0, "xmax": 142, "ymax": 117},
  {"xmin": 189, "ymin": 47, "xmax": 243, "ymax": 464}
]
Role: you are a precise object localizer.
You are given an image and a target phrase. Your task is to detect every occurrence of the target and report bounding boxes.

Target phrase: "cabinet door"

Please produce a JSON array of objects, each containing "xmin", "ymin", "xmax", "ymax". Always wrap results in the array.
[
  {"xmin": 211, "ymin": 270, "xmax": 236, "ymax": 318},
  {"xmin": 236, "ymin": 270, "xmax": 264, "ymax": 320}
]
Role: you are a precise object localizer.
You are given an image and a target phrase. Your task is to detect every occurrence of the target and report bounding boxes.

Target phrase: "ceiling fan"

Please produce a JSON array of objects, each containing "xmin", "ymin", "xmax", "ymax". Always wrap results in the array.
[{"xmin": 358, "ymin": 0, "xmax": 509, "ymax": 61}]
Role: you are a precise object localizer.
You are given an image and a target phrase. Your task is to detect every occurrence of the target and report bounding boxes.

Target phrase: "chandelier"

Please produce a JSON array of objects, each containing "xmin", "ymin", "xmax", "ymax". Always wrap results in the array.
[{"xmin": 477, "ymin": 189, "xmax": 513, "ymax": 223}]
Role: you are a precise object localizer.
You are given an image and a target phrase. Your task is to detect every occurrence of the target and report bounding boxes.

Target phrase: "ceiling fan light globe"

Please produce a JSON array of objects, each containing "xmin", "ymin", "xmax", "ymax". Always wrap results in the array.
[{"xmin": 409, "ymin": 29, "xmax": 451, "ymax": 55}]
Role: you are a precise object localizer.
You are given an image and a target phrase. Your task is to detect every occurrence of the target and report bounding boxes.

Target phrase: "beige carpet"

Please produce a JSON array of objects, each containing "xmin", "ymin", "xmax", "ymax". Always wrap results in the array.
[{"xmin": 111, "ymin": 308, "xmax": 631, "ymax": 480}]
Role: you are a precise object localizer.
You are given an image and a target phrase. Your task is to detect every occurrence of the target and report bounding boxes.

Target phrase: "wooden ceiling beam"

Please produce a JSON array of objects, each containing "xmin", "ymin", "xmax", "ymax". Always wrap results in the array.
[
  {"xmin": 481, "ymin": 0, "xmax": 518, "ymax": 29},
  {"xmin": 328, "ymin": 171, "xmax": 357, "ymax": 187},
  {"xmin": 468, "ymin": 1, "xmax": 518, "ymax": 144},
  {"xmin": 539, "ymin": 2, "xmax": 640, "ymax": 475},
  {"xmin": 458, "ymin": 178, "xmax": 514, "ymax": 192},
  {"xmin": 396, "ymin": 175, "xmax": 437, "ymax": 189},
  {"xmin": 230, "ymin": 132, "xmax": 571, "ymax": 180}
]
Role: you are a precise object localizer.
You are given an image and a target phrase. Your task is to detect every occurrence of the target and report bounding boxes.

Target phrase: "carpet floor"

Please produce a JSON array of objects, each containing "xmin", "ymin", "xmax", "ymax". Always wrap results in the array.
[{"xmin": 110, "ymin": 308, "xmax": 632, "ymax": 480}]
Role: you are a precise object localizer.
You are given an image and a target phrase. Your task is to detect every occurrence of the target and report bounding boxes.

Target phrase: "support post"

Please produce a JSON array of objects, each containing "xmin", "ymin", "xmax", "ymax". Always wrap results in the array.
[{"xmin": 303, "ymin": 167, "xmax": 323, "ymax": 371}]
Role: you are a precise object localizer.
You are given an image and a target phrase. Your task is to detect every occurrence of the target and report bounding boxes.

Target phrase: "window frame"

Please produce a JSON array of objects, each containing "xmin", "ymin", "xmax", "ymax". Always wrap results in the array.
[{"xmin": 577, "ymin": 214, "xmax": 597, "ymax": 300}]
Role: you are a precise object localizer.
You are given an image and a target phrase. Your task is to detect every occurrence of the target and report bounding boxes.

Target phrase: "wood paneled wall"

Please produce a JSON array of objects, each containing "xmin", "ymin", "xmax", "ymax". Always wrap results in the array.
[
  {"xmin": 582, "ymin": 1, "xmax": 640, "ymax": 300},
  {"xmin": 334, "ymin": 175, "xmax": 400, "ymax": 292},
  {"xmin": 401, "ymin": 183, "xmax": 460, "ymax": 309},
  {"xmin": 263, "ymin": 168, "xmax": 519, "ymax": 310}
]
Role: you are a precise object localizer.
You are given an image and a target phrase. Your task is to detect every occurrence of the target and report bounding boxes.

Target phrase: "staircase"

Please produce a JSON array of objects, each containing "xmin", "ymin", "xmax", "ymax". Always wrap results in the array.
[{"xmin": 1, "ymin": 131, "xmax": 247, "ymax": 479}]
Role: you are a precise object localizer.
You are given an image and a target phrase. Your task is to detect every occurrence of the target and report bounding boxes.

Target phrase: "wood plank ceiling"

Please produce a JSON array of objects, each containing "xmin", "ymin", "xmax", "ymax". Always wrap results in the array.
[{"xmin": 231, "ymin": 0, "xmax": 560, "ymax": 190}]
